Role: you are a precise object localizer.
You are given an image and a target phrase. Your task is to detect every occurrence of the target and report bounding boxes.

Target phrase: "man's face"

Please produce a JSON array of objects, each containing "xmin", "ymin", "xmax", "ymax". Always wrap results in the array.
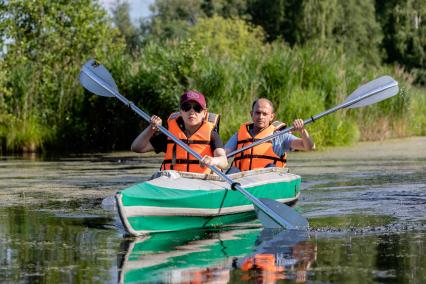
[{"xmin": 250, "ymin": 100, "xmax": 275, "ymax": 130}]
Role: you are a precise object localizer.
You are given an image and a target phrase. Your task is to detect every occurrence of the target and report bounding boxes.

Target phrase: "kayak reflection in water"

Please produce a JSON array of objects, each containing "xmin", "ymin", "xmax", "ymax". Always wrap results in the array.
[
  {"xmin": 117, "ymin": 228, "xmax": 316, "ymax": 283},
  {"xmin": 235, "ymin": 229, "xmax": 317, "ymax": 283}
]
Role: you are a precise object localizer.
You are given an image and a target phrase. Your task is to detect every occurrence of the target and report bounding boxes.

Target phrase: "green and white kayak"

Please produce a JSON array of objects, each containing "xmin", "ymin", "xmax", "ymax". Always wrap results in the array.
[{"xmin": 115, "ymin": 167, "xmax": 302, "ymax": 236}]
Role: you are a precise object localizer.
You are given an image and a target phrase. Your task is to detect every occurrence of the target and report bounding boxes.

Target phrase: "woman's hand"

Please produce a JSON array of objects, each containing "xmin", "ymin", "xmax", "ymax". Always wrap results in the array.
[
  {"xmin": 150, "ymin": 115, "xmax": 162, "ymax": 131},
  {"xmin": 200, "ymin": 148, "xmax": 228, "ymax": 170},
  {"xmin": 200, "ymin": 155, "xmax": 216, "ymax": 168}
]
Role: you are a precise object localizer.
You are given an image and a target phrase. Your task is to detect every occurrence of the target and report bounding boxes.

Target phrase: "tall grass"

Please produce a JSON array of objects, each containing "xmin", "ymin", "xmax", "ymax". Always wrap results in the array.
[
  {"xmin": 190, "ymin": 41, "xmax": 401, "ymax": 147},
  {"xmin": 407, "ymin": 87, "xmax": 426, "ymax": 136},
  {"xmin": 0, "ymin": 115, "xmax": 52, "ymax": 152}
]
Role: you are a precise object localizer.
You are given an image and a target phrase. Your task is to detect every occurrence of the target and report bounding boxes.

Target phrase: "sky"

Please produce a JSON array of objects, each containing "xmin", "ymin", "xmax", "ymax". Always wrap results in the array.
[{"xmin": 99, "ymin": 0, "xmax": 155, "ymax": 23}]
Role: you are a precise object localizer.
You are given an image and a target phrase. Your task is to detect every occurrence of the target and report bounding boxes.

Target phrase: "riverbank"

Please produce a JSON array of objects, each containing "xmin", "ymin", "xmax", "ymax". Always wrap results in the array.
[{"xmin": 288, "ymin": 136, "xmax": 426, "ymax": 175}]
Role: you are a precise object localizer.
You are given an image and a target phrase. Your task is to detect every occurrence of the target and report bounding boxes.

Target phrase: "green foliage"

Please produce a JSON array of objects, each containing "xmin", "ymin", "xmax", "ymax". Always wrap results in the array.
[
  {"xmin": 0, "ymin": 1, "xmax": 424, "ymax": 153},
  {"xmin": 146, "ymin": 0, "xmax": 205, "ymax": 41},
  {"xmin": 298, "ymin": 0, "xmax": 383, "ymax": 63},
  {"xmin": 301, "ymin": 0, "xmax": 339, "ymax": 43},
  {"xmin": 201, "ymin": 0, "xmax": 248, "ymax": 18},
  {"xmin": 247, "ymin": 0, "xmax": 287, "ymax": 41},
  {"xmin": 0, "ymin": 0, "xmax": 125, "ymax": 152},
  {"xmin": 0, "ymin": 61, "xmax": 12, "ymax": 152},
  {"xmin": 130, "ymin": 39, "xmax": 203, "ymax": 119},
  {"xmin": 189, "ymin": 16, "xmax": 265, "ymax": 60},
  {"xmin": 405, "ymin": 86, "xmax": 426, "ymax": 136},
  {"xmin": 334, "ymin": 0, "xmax": 382, "ymax": 64},
  {"xmin": 246, "ymin": 0, "xmax": 383, "ymax": 64},
  {"xmin": 152, "ymin": 0, "xmax": 205, "ymax": 22},
  {"xmin": 3, "ymin": 115, "xmax": 50, "ymax": 152},
  {"xmin": 111, "ymin": 0, "xmax": 141, "ymax": 54},
  {"xmin": 238, "ymin": 42, "xmax": 361, "ymax": 146},
  {"xmin": 376, "ymin": 0, "xmax": 426, "ymax": 84},
  {"xmin": 88, "ymin": 14, "xmax": 426, "ymax": 149}
]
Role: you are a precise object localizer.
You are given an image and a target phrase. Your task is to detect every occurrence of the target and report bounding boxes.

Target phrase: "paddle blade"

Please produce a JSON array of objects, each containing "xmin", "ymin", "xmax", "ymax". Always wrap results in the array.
[
  {"xmin": 79, "ymin": 59, "xmax": 118, "ymax": 97},
  {"xmin": 255, "ymin": 198, "xmax": 309, "ymax": 230},
  {"xmin": 345, "ymin": 76, "xmax": 399, "ymax": 109}
]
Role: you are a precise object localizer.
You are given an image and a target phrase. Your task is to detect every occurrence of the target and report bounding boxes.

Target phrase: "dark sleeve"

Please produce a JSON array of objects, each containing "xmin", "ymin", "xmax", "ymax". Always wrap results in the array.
[
  {"xmin": 149, "ymin": 132, "xmax": 168, "ymax": 153},
  {"xmin": 210, "ymin": 130, "xmax": 224, "ymax": 151}
]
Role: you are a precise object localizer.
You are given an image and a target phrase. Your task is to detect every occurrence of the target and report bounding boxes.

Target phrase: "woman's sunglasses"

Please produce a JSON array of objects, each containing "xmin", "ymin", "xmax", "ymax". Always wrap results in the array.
[{"xmin": 181, "ymin": 102, "xmax": 204, "ymax": 113}]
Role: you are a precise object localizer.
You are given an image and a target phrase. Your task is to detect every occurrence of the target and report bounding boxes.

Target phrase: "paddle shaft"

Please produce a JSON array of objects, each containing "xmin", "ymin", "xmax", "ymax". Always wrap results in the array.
[
  {"xmin": 226, "ymin": 80, "xmax": 398, "ymax": 158},
  {"xmin": 82, "ymin": 66, "xmax": 296, "ymax": 229}
]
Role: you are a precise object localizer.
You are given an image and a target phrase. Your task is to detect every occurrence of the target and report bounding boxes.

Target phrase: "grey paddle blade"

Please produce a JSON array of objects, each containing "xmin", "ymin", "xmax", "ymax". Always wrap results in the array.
[
  {"xmin": 346, "ymin": 75, "xmax": 399, "ymax": 109},
  {"xmin": 255, "ymin": 198, "xmax": 309, "ymax": 230},
  {"xmin": 79, "ymin": 59, "xmax": 118, "ymax": 97}
]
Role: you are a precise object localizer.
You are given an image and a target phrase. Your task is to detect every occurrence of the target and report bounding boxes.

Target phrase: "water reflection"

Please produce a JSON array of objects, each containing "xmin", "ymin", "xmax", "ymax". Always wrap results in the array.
[
  {"xmin": 235, "ymin": 229, "xmax": 316, "ymax": 283},
  {"xmin": 1, "ymin": 138, "xmax": 425, "ymax": 283},
  {"xmin": 118, "ymin": 228, "xmax": 316, "ymax": 283},
  {"xmin": 0, "ymin": 206, "xmax": 120, "ymax": 283}
]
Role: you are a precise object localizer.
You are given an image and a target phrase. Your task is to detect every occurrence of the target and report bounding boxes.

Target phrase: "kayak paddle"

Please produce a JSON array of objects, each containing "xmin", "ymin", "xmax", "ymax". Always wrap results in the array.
[
  {"xmin": 79, "ymin": 59, "xmax": 309, "ymax": 230},
  {"xmin": 227, "ymin": 76, "xmax": 399, "ymax": 158}
]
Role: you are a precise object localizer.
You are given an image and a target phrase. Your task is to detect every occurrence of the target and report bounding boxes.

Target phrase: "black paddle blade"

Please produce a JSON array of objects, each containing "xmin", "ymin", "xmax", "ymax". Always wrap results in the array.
[
  {"xmin": 346, "ymin": 76, "xmax": 399, "ymax": 109},
  {"xmin": 79, "ymin": 59, "xmax": 118, "ymax": 97},
  {"xmin": 255, "ymin": 198, "xmax": 309, "ymax": 230}
]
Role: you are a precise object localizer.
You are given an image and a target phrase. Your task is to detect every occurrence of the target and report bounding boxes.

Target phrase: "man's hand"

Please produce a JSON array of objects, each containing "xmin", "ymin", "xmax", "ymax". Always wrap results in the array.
[{"xmin": 292, "ymin": 119, "xmax": 305, "ymax": 133}]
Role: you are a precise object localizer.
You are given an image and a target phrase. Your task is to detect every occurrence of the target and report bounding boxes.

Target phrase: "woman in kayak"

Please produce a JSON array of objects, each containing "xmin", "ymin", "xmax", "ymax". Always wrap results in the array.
[{"xmin": 131, "ymin": 90, "xmax": 228, "ymax": 173}]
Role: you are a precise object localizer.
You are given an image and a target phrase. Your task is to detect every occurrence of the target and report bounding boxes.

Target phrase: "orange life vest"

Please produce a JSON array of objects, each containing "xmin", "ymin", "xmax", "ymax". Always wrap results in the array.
[
  {"xmin": 240, "ymin": 254, "xmax": 284, "ymax": 273},
  {"xmin": 161, "ymin": 112, "xmax": 220, "ymax": 173},
  {"xmin": 232, "ymin": 121, "xmax": 287, "ymax": 171}
]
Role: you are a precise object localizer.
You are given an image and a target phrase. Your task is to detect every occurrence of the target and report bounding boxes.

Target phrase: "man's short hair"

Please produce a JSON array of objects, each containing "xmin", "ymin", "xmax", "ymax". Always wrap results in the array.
[{"xmin": 252, "ymin": 98, "xmax": 274, "ymax": 112}]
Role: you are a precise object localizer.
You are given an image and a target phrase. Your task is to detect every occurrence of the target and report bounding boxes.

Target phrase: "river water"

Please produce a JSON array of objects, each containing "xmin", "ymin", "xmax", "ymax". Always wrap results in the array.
[{"xmin": 0, "ymin": 137, "xmax": 425, "ymax": 283}]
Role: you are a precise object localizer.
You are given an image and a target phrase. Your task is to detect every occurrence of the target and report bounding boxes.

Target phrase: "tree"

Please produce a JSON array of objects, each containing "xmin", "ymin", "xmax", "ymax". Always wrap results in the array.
[
  {"xmin": 189, "ymin": 16, "xmax": 265, "ymax": 60},
  {"xmin": 201, "ymin": 0, "xmax": 248, "ymax": 18},
  {"xmin": 377, "ymin": 0, "xmax": 426, "ymax": 84},
  {"xmin": 334, "ymin": 0, "xmax": 382, "ymax": 64},
  {"xmin": 0, "ymin": 0, "xmax": 125, "ymax": 151},
  {"xmin": 111, "ymin": 0, "xmax": 141, "ymax": 54},
  {"xmin": 246, "ymin": 0, "xmax": 382, "ymax": 64},
  {"xmin": 147, "ymin": 0, "xmax": 206, "ymax": 40},
  {"xmin": 247, "ymin": 0, "xmax": 287, "ymax": 42},
  {"xmin": 301, "ymin": 0, "xmax": 339, "ymax": 44}
]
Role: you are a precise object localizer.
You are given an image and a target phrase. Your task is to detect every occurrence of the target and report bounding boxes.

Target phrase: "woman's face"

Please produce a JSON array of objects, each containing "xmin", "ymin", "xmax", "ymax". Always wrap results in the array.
[{"xmin": 180, "ymin": 101, "xmax": 206, "ymax": 128}]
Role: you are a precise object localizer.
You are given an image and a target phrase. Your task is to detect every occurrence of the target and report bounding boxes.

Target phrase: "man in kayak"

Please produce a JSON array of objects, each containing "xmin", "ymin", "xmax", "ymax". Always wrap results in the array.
[
  {"xmin": 131, "ymin": 90, "xmax": 228, "ymax": 173},
  {"xmin": 225, "ymin": 98, "xmax": 314, "ymax": 173}
]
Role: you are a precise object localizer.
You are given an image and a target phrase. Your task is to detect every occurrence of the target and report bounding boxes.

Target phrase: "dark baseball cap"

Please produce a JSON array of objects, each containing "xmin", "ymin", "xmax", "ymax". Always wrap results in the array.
[{"xmin": 180, "ymin": 90, "xmax": 207, "ymax": 109}]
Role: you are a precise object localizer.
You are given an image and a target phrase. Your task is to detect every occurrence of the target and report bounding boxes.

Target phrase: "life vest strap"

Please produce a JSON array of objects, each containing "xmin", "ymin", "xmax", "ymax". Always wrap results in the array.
[
  {"xmin": 233, "ymin": 154, "xmax": 286, "ymax": 163},
  {"xmin": 171, "ymin": 143, "xmax": 177, "ymax": 169},
  {"xmin": 162, "ymin": 159, "xmax": 201, "ymax": 165},
  {"xmin": 236, "ymin": 138, "xmax": 272, "ymax": 145},
  {"xmin": 166, "ymin": 139, "xmax": 210, "ymax": 145}
]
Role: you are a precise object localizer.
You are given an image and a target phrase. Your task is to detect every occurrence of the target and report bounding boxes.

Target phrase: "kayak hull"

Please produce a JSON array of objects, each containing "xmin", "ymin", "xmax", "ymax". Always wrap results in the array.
[{"xmin": 116, "ymin": 167, "xmax": 301, "ymax": 236}]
